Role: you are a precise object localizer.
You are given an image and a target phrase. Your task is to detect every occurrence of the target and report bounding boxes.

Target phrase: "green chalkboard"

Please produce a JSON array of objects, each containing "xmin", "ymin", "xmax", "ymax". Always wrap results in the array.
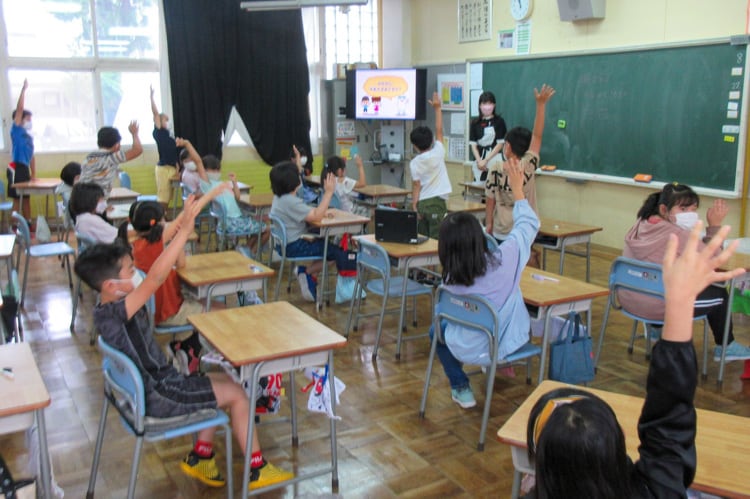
[{"xmin": 478, "ymin": 41, "xmax": 748, "ymax": 194}]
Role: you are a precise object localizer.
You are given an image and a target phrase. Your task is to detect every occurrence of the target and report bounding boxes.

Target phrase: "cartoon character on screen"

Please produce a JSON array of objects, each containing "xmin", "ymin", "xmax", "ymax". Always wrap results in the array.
[
  {"xmin": 372, "ymin": 96, "xmax": 381, "ymax": 114},
  {"xmin": 361, "ymin": 95, "xmax": 370, "ymax": 114},
  {"xmin": 397, "ymin": 95, "xmax": 408, "ymax": 116}
]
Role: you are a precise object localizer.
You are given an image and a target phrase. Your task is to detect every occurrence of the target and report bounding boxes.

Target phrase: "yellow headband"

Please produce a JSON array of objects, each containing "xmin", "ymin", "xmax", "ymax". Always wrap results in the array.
[{"xmin": 532, "ymin": 395, "xmax": 587, "ymax": 452}]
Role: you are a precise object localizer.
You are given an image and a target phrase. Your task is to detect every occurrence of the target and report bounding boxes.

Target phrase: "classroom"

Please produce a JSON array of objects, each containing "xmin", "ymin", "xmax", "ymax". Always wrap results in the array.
[{"xmin": 1, "ymin": 0, "xmax": 750, "ymax": 497}]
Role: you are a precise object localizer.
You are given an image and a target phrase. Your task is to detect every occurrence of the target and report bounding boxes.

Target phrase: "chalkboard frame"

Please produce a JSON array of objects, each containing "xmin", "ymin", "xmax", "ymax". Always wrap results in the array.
[{"xmin": 466, "ymin": 38, "xmax": 750, "ymax": 198}]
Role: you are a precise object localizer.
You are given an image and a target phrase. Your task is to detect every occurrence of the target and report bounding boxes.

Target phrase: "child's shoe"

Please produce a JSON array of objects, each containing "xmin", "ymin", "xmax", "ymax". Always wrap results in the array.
[
  {"xmin": 249, "ymin": 460, "xmax": 294, "ymax": 490},
  {"xmin": 180, "ymin": 451, "xmax": 226, "ymax": 487},
  {"xmin": 450, "ymin": 386, "xmax": 476, "ymax": 409},
  {"xmin": 713, "ymin": 341, "xmax": 750, "ymax": 361},
  {"xmin": 294, "ymin": 266, "xmax": 313, "ymax": 302}
]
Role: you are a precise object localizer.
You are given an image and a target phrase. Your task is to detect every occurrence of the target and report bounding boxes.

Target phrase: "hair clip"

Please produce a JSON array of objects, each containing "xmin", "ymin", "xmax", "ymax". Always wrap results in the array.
[
  {"xmin": 532, "ymin": 395, "xmax": 587, "ymax": 452},
  {"xmin": 672, "ymin": 181, "xmax": 679, "ymax": 186},
  {"xmin": 150, "ymin": 219, "xmax": 156, "ymax": 226}
]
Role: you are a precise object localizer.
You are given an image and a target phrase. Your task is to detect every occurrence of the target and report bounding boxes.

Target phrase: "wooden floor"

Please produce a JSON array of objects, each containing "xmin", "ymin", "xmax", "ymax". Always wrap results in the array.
[{"xmin": 2, "ymin": 241, "xmax": 750, "ymax": 498}]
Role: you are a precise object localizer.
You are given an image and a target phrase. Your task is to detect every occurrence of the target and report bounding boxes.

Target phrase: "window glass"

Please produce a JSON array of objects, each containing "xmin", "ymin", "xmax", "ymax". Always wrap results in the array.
[
  {"xmin": 324, "ymin": 3, "xmax": 379, "ymax": 79},
  {"xmin": 95, "ymin": 0, "xmax": 160, "ymax": 59},
  {"xmin": 3, "ymin": 0, "xmax": 94, "ymax": 58},
  {"xmin": 100, "ymin": 72, "xmax": 160, "ymax": 145},
  {"xmin": 9, "ymin": 70, "xmax": 97, "ymax": 152}
]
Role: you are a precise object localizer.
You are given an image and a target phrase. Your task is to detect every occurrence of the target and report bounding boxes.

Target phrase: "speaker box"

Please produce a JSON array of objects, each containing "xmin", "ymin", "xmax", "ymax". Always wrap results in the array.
[{"xmin": 557, "ymin": 0, "xmax": 606, "ymax": 21}]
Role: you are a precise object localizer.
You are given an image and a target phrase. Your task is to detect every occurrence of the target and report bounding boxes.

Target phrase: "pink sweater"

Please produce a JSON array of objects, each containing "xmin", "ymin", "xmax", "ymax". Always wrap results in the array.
[{"xmin": 619, "ymin": 217, "xmax": 719, "ymax": 320}]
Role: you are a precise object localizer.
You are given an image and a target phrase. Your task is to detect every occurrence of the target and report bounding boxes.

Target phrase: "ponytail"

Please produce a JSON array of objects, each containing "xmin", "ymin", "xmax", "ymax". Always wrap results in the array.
[{"xmin": 636, "ymin": 192, "xmax": 661, "ymax": 220}]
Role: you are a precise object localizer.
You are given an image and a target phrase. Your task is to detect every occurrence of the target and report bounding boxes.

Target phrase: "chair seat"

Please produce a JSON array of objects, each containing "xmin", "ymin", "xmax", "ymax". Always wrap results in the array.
[
  {"xmin": 29, "ymin": 242, "xmax": 75, "ymax": 258},
  {"xmin": 502, "ymin": 342, "xmax": 543, "ymax": 364},
  {"xmin": 366, "ymin": 276, "xmax": 433, "ymax": 298}
]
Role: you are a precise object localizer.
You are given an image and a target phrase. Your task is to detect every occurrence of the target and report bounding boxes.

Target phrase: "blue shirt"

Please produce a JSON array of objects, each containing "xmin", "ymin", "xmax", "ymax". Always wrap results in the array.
[{"xmin": 10, "ymin": 123, "xmax": 34, "ymax": 165}]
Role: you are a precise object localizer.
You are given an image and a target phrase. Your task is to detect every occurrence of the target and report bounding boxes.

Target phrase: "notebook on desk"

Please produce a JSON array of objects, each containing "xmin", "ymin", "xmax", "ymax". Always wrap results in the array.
[{"xmin": 374, "ymin": 208, "xmax": 429, "ymax": 244}]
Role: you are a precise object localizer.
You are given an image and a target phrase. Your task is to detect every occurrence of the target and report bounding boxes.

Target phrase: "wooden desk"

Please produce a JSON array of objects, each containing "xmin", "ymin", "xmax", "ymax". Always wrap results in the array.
[
  {"xmin": 354, "ymin": 184, "xmax": 410, "ymax": 207},
  {"xmin": 168, "ymin": 175, "xmax": 182, "ymax": 219},
  {"xmin": 0, "ymin": 342, "xmax": 52, "ymax": 499},
  {"xmin": 355, "ymin": 234, "xmax": 439, "ymax": 358},
  {"xmin": 537, "ymin": 218, "xmax": 603, "ymax": 282},
  {"xmin": 189, "ymin": 302, "xmax": 347, "ymax": 497},
  {"xmin": 497, "ymin": 380, "xmax": 750, "ymax": 499},
  {"xmin": 716, "ymin": 251, "xmax": 750, "ymax": 383},
  {"xmin": 520, "ymin": 267, "xmax": 609, "ymax": 384},
  {"xmin": 12, "ymin": 178, "xmax": 61, "ymax": 220},
  {"xmin": 109, "ymin": 187, "xmax": 140, "ymax": 205},
  {"xmin": 459, "ymin": 181, "xmax": 485, "ymax": 202},
  {"xmin": 308, "ymin": 209, "xmax": 370, "ymax": 309},
  {"xmin": 447, "ymin": 198, "xmax": 485, "ymax": 222},
  {"xmin": 177, "ymin": 251, "xmax": 274, "ymax": 308},
  {"xmin": 107, "ymin": 203, "xmax": 132, "ymax": 225},
  {"xmin": 0, "ymin": 234, "xmax": 15, "ymax": 283}
]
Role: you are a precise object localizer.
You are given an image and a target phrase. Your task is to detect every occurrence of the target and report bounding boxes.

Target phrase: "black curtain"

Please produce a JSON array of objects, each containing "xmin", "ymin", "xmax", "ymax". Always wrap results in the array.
[
  {"xmin": 162, "ymin": 0, "xmax": 311, "ymax": 163},
  {"xmin": 235, "ymin": 10, "xmax": 312, "ymax": 165}
]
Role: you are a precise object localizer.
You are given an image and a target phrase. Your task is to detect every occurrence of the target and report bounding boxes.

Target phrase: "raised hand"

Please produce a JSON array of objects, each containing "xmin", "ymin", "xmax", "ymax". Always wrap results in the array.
[
  {"xmin": 706, "ymin": 199, "xmax": 729, "ymax": 226},
  {"xmin": 534, "ymin": 84, "xmax": 556, "ymax": 104}
]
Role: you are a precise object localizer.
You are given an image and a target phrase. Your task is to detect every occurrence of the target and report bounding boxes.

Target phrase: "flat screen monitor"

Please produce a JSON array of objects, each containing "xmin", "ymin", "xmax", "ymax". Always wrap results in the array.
[{"xmin": 345, "ymin": 68, "xmax": 427, "ymax": 120}]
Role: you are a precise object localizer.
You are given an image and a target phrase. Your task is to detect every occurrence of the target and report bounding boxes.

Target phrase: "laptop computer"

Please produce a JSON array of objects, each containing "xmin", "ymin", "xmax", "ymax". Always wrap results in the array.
[{"xmin": 374, "ymin": 208, "xmax": 429, "ymax": 244}]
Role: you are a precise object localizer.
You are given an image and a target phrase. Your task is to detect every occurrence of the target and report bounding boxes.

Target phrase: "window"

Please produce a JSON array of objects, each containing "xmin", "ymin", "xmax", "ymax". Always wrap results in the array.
[
  {"xmin": 2, "ymin": 0, "xmax": 163, "ymax": 152},
  {"xmin": 324, "ymin": 2, "xmax": 379, "ymax": 79}
]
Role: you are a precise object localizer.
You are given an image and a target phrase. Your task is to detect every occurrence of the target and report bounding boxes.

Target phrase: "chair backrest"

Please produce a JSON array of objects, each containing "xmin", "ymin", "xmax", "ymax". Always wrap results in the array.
[
  {"xmin": 11, "ymin": 212, "xmax": 31, "ymax": 251},
  {"xmin": 119, "ymin": 171, "xmax": 132, "ymax": 189},
  {"xmin": 434, "ymin": 287, "xmax": 498, "ymax": 343},
  {"xmin": 268, "ymin": 214, "xmax": 288, "ymax": 250},
  {"xmin": 609, "ymin": 256, "xmax": 665, "ymax": 304},
  {"xmin": 328, "ymin": 192, "xmax": 342, "ymax": 210},
  {"xmin": 356, "ymin": 238, "xmax": 391, "ymax": 279},
  {"xmin": 0, "ymin": 179, "xmax": 6, "ymax": 202},
  {"xmin": 75, "ymin": 231, "xmax": 99, "ymax": 256},
  {"xmin": 97, "ymin": 336, "xmax": 147, "ymax": 431}
]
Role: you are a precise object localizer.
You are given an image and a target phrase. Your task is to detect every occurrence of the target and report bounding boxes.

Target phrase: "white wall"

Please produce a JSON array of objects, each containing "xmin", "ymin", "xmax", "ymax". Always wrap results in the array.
[{"xmin": 403, "ymin": 0, "xmax": 749, "ymax": 248}]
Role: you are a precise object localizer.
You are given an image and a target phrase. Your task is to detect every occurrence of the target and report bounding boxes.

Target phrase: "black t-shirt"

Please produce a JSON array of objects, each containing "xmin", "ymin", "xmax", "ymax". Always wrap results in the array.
[{"xmin": 153, "ymin": 127, "xmax": 178, "ymax": 166}]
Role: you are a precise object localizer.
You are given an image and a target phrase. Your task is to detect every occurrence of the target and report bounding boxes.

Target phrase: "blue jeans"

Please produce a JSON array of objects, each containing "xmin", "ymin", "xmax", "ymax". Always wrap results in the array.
[
  {"xmin": 430, "ymin": 320, "xmax": 469, "ymax": 389},
  {"xmin": 284, "ymin": 238, "xmax": 343, "ymax": 262}
]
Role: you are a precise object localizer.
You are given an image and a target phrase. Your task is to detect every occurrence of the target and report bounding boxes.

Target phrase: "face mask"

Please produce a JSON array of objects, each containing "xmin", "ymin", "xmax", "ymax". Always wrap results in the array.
[
  {"xmin": 207, "ymin": 171, "xmax": 221, "ymax": 181},
  {"xmin": 23, "ymin": 120, "xmax": 32, "ymax": 131},
  {"xmin": 95, "ymin": 200, "xmax": 107, "ymax": 214},
  {"xmin": 300, "ymin": 156, "xmax": 308, "ymax": 167},
  {"xmin": 673, "ymin": 211, "xmax": 699, "ymax": 230},
  {"xmin": 113, "ymin": 272, "xmax": 144, "ymax": 297},
  {"xmin": 480, "ymin": 104, "xmax": 495, "ymax": 117},
  {"xmin": 183, "ymin": 161, "xmax": 197, "ymax": 172}
]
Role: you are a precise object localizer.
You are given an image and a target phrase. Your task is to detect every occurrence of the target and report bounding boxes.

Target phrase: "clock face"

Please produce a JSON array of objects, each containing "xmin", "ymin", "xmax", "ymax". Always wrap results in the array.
[{"xmin": 510, "ymin": 0, "xmax": 532, "ymax": 21}]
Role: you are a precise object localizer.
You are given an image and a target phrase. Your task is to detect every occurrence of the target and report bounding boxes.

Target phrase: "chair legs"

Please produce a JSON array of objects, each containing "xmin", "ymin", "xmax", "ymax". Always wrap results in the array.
[{"xmin": 86, "ymin": 398, "xmax": 110, "ymax": 498}]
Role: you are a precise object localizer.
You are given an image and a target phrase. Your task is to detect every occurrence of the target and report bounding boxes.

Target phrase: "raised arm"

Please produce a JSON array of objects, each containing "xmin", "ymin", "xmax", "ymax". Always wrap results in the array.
[
  {"xmin": 428, "ymin": 91, "xmax": 443, "ymax": 142},
  {"xmin": 305, "ymin": 173, "xmax": 336, "ymax": 222},
  {"xmin": 176, "ymin": 138, "xmax": 207, "ymax": 182},
  {"xmin": 228, "ymin": 172, "xmax": 241, "ymax": 201},
  {"xmin": 124, "ymin": 120, "xmax": 143, "ymax": 161},
  {"xmin": 164, "ymin": 181, "xmax": 230, "ymax": 243},
  {"xmin": 353, "ymin": 154, "xmax": 366, "ymax": 188},
  {"xmin": 528, "ymin": 84, "xmax": 556, "ymax": 156},
  {"xmin": 14, "ymin": 79, "xmax": 28, "ymax": 126},
  {"xmin": 150, "ymin": 85, "xmax": 161, "ymax": 128}
]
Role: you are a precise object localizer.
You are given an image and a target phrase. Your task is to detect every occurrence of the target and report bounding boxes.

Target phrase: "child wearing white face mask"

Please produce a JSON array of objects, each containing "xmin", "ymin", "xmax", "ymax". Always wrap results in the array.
[
  {"xmin": 176, "ymin": 138, "xmax": 269, "ymax": 254},
  {"xmin": 179, "ymin": 147, "xmax": 202, "ymax": 196},
  {"xmin": 291, "ymin": 145, "xmax": 318, "ymax": 204},
  {"xmin": 622, "ymin": 183, "xmax": 750, "ymax": 365},
  {"xmin": 69, "ymin": 182, "xmax": 118, "ymax": 243}
]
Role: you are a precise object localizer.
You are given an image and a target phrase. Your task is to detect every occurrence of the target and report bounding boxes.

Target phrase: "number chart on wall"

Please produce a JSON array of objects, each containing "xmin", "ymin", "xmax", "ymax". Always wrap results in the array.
[{"xmin": 474, "ymin": 41, "xmax": 750, "ymax": 196}]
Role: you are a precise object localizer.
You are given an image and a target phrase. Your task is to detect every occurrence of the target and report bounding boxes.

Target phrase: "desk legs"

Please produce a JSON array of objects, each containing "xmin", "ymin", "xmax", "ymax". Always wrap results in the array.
[
  {"xmin": 318, "ymin": 231, "xmax": 331, "ymax": 310},
  {"xmin": 36, "ymin": 408, "xmax": 52, "ymax": 499},
  {"xmin": 241, "ymin": 352, "xmax": 339, "ymax": 498},
  {"xmin": 717, "ymin": 277, "xmax": 736, "ymax": 384}
]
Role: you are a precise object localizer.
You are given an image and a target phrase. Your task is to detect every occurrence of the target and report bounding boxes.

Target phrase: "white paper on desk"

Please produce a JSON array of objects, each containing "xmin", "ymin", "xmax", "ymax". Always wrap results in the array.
[{"xmin": 450, "ymin": 112, "xmax": 466, "ymax": 135}]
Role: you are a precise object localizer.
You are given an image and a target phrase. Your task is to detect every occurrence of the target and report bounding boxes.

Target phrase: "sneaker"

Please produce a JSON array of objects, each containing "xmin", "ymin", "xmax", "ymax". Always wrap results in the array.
[
  {"xmin": 646, "ymin": 324, "xmax": 661, "ymax": 343},
  {"xmin": 295, "ymin": 266, "xmax": 314, "ymax": 302},
  {"xmin": 714, "ymin": 341, "xmax": 750, "ymax": 361},
  {"xmin": 180, "ymin": 451, "xmax": 226, "ymax": 487},
  {"xmin": 171, "ymin": 342, "xmax": 190, "ymax": 376},
  {"xmin": 450, "ymin": 386, "xmax": 476, "ymax": 409},
  {"xmin": 249, "ymin": 460, "xmax": 294, "ymax": 490}
]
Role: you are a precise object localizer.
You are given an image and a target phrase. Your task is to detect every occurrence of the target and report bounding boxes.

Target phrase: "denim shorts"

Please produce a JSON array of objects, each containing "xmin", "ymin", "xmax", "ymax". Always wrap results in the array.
[{"xmin": 285, "ymin": 238, "xmax": 340, "ymax": 261}]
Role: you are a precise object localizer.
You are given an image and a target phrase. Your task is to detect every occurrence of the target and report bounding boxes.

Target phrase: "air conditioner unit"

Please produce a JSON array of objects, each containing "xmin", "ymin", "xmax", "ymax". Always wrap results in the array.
[{"xmin": 241, "ymin": 0, "xmax": 368, "ymax": 11}]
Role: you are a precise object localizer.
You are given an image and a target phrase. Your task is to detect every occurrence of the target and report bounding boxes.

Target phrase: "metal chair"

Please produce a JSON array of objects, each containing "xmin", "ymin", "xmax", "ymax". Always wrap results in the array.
[
  {"xmin": 142, "ymin": 269, "xmax": 195, "ymax": 341},
  {"xmin": 345, "ymin": 238, "xmax": 434, "ymax": 360},
  {"xmin": 119, "ymin": 171, "xmax": 158, "ymax": 202},
  {"xmin": 419, "ymin": 287, "xmax": 542, "ymax": 451},
  {"xmin": 0, "ymin": 179, "xmax": 14, "ymax": 233},
  {"xmin": 268, "ymin": 214, "xmax": 323, "ymax": 301},
  {"xmin": 71, "ymin": 231, "xmax": 98, "ymax": 337},
  {"xmin": 87, "ymin": 336, "xmax": 233, "ymax": 499},
  {"xmin": 181, "ymin": 182, "xmax": 215, "ymax": 252},
  {"xmin": 593, "ymin": 256, "xmax": 710, "ymax": 378},
  {"xmin": 210, "ymin": 200, "xmax": 263, "ymax": 256},
  {"xmin": 12, "ymin": 212, "xmax": 75, "ymax": 310}
]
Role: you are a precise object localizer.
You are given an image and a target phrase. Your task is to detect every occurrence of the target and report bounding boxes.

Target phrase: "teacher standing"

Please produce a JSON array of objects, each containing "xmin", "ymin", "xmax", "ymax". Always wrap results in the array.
[{"xmin": 469, "ymin": 91, "xmax": 507, "ymax": 182}]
